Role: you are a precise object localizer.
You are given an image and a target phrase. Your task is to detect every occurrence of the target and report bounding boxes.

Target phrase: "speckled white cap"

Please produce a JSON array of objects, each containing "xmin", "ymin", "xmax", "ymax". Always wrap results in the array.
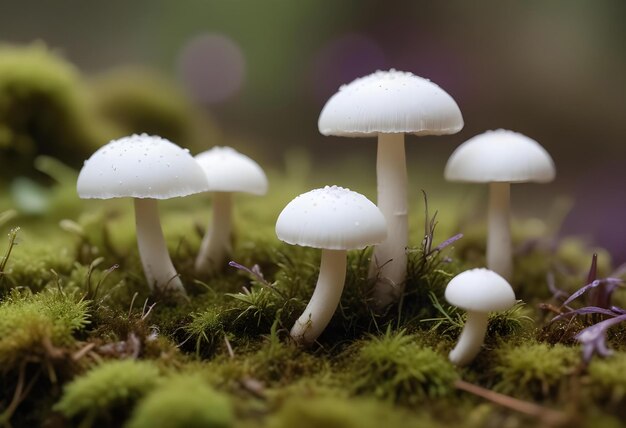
[
  {"xmin": 444, "ymin": 129, "xmax": 556, "ymax": 183},
  {"xmin": 195, "ymin": 146, "xmax": 268, "ymax": 195},
  {"xmin": 276, "ymin": 186, "xmax": 387, "ymax": 250},
  {"xmin": 445, "ymin": 268, "xmax": 516, "ymax": 312},
  {"xmin": 77, "ymin": 134, "xmax": 210, "ymax": 199},
  {"xmin": 318, "ymin": 69, "xmax": 463, "ymax": 137}
]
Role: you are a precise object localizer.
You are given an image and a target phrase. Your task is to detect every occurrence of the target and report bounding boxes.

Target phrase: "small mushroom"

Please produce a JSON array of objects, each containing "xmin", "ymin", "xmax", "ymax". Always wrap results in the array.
[
  {"xmin": 445, "ymin": 268, "xmax": 516, "ymax": 366},
  {"xmin": 444, "ymin": 130, "xmax": 555, "ymax": 280},
  {"xmin": 77, "ymin": 134, "xmax": 209, "ymax": 295},
  {"xmin": 318, "ymin": 69, "xmax": 463, "ymax": 310},
  {"xmin": 194, "ymin": 146, "xmax": 268, "ymax": 275},
  {"xmin": 276, "ymin": 186, "xmax": 386, "ymax": 345}
]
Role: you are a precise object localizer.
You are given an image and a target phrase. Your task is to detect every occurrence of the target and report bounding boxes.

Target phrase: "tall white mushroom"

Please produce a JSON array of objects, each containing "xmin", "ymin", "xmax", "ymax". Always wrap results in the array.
[
  {"xmin": 77, "ymin": 134, "xmax": 209, "ymax": 295},
  {"xmin": 276, "ymin": 186, "xmax": 386, "ymax": 345},
  {"xmin": 194, "ymin": 146, "xmax": 268, "ymax": 275},
  {"xmin": 318, "ymin": 69, "xmax": 463, "ymax": 310},
  {"xmin": 445, "ymin": 268, "xmax": 516, "ymax": 366},
  {"xmin": 444, "ymin": 130, "xmax": 555, "ymax": 280}
]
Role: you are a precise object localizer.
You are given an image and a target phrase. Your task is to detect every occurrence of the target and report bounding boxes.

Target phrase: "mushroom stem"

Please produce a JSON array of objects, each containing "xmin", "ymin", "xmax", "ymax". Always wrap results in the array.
[
  {"xmin": 487, "ymin": 182, "xmax": 512, "ymax": 280},
  {"xmin": 134, "ymin": 198, "xmax": 185, "ymax": 294},
  {"xmin": 291, "ymin": 249, "xmax": 347, "ymax": 345},
  {"xmin": 195, "ymin": 192, "xmax": 233, "ymax": 275},
  {"xmin": 449, "ymin": 311, "xmax": 489, "ymax": 366},
  {"xmin": 369, "ymin": 132, "xmax": 408, "ymax": 310}
]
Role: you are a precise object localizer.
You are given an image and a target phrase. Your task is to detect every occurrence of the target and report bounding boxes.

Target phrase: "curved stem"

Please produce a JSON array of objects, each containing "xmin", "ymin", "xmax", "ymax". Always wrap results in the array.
[
  {"xmin": 369, "ymin": 133, "xmax": 408, "ymax": 310},
  {"xmin": 449, "ymin": 311, "xmax": 489, "ymax": 366},
  {"xmin": 487, "ymin": 182, "xmax": 512, "ymax": 280},
  {"xmin": 291, "ymin": 249, "xmax": 347, "ymax": 345},
  {"xmin": 134, "ymin": 198, "xmax": 185, "ymax": 295},
  {"xmin": 195, "ymin": 192, "xmax": 233, "ymax": 275}
]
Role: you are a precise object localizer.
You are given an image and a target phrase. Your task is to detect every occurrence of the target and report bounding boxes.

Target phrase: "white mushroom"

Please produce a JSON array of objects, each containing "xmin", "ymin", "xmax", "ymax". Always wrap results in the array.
[
  {"xmin": 276, "ymin": 186, "xmax": 386, "ymax": 345},
  {"xmin": 77, "ymin": 134, "xmax": 209, "ymax": 295},
  {"xmin": 444, "ymin": 130, "xmax": 555, "ymax": 280},
  {"xmin": 318, "ymin": 69, "xmax": 463, "ymax": 310},
  {"xmin": 194, "ymin": 146, "xmax": 268, "ymax": 275},
  {"xmin": 445, "ymin": 268, "xmax": 516, "ymax": 366}
]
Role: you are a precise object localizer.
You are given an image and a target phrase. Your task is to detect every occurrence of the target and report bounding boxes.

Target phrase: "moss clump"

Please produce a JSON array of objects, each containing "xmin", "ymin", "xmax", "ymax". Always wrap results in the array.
[
  {"xmin": 126, "ymin": 375, "xmax": 233, "ymax": 428},
  {"xmin": 344, "ymin": 329, "xmax": 457, "ymax": 404},
  {"xmin": 54, "ymin": 359, "xmax": 161, "ymax": 421},
  {"xmin": 587, "ymin": 352, "xmax": 626, "ymax": 406},
  {"xmin": 247, "ymin": 327, "xmax": 323, "ymax": 384},
  {"xmin": 0, "ymin": 43, "xmax": 109, "ymax": 176},
  {"xmin": 90, "ymin": 67, "xmax": 220, "ymax": 152},
  {"xmin": 0, "ymin": 289, "xmax": 89, "ymax": 369},
  {"xmin": 1, "ymin": 231, "xmax": 75, "ymax": 293},
  {"xmin": 494, "ymin": 342, "xmax": 579, "ymax": 400},
  {"xmin": 184, "ymin": 307, "xmax": 224, "ymax": 356},
  {"xmin": 269, "ymin": 395, "xmax": 440, "ymax": 428}
]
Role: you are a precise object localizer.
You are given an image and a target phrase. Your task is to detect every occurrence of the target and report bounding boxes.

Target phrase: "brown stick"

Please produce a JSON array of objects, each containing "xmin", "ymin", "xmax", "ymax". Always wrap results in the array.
[
  {"xmin": 72, "ymin": 343, "xmax": 97, "ymax": 361},
  {"xmin": 454, "ymin": 379, "xmax": 569, "ymax": 426},
  {"xmin": 0, "ymin": 360, "xmax": 27, "ymax": 424}
]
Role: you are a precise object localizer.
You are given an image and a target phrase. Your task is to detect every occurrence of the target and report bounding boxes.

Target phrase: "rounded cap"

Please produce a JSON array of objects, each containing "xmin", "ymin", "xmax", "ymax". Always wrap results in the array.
[
  {"xmin": 318, "ymin": 69, "xmax": 463, "ymax": 137},
  {"xmin": 275, "ymin": 185, "xmax": 386, "ymax": 250},
  {"xmin": 444, "ymin": 129, "xmax": 556, "ymax": 183},
  {"xmin": 195, "ymin": 146, "xmax": 268, "ymax": 195},
  {"xmin": 77, "ymin": 134, "xmax": 209, "ymax": 199},
  {"xmin": 445, "ymin": 268, "xmax": 516, "ymax": 312}
]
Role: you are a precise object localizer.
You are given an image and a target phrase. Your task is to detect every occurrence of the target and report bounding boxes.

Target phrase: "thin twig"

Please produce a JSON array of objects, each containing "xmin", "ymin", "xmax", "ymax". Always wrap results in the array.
[
  {"xmin": 0, "ymin": 360, "xmax": 27, "ymax": 424},
  {"xmin": 72, "ymin": 343, "xmax": 97, "ymax": 361},
  {"xmin": 454, "ymin": 379, "xmax": 569, "ymax": 426}
]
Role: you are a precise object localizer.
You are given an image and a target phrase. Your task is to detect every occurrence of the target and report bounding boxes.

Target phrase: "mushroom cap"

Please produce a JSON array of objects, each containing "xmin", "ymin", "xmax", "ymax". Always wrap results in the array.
[
  {"xmin": 444, "ymin": 129, "xmax": 556, "ymax": 183},
  {"xmin": 445, "ymin": 268, "xmax": 516, "ymax": 312},
  {"xmin": 77, "ymin": 134, "xmax": 209, "ymax": 199},
  {"xmin": 275, "ymin": 185, "xmax": 387, "ymax": 250},
  {"xmin": 318, "ymin": 69, "xmax": 463, "ymax": 137},
  {"xmin": 195, "ymin": 146, "xmax": 268, "ymax": 195}
]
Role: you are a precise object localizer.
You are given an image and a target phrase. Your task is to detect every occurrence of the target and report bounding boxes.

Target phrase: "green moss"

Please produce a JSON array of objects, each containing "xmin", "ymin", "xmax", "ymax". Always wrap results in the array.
[
  {"xmin": 1, "ymin": 229, "xmax": 75, "ymax": 292},
  {"xmin": 54, "ymin": 359, "xmax": 161, "ymax": 420},
  {"xmin": 494, "ymin": 342, "xmax": 579, "ymax": 400},
  {"xmin": 90, "ymin": 67, "xmax": 221, "ymax": 152},
  {"xmin": 344, "ymin": 329, "xmax": 457, "ymax": 405},
  {"xmin": 587, "ymin": 352, "xmax": 626, "ymax": 406},
  {"xmin": 0, "ymin": 289, "xmax": 89, "ymax": 369},
  {"xmin": 269, "ymin": 395, "xmax": 441, "ymax": 428},
  {"xmin": 126, "ymin": 375, "xmax": 233, "ymax": 428},
  {"xmin": 0, "ymin": 43, "xmax": 110, "ymax": 176}
]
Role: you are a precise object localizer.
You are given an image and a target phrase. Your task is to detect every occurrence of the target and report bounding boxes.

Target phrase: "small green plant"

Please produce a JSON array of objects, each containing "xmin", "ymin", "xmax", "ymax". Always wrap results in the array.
[
  {"xmin": 126, "ymin": 375, "xmax": 234, "ymax": 428},
  {"xmin": 54, "ymin": 359, "xmax": 161, "ymax": 422},
  {"xmin": 494, "ymin": 342, "xmax": 579, "ymax": 400},
  {"xmin": 0, "ymin": 288, "xmax": 89, "ymax": 369},
  {"xmin": 345, "ymin": 329, "xmax": 457, "ymax": 404},
  {"xmin": 184, "ymin": 307, "xmax": 224, "ymax": 357}
]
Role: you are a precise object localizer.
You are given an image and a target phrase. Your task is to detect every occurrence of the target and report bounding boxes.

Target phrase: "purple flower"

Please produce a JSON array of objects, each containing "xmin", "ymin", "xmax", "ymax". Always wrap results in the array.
[
  {"xmin": 228, "ymin": 261, "xmax": 269, "ymax": 286},
  {"xmin": 575, "ymin": 313, "xmax": 626, "ymax": 363}
]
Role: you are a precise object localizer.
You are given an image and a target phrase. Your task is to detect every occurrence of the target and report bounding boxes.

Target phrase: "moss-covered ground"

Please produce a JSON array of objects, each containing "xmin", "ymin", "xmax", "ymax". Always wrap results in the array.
[
  {"xmin": 0, "ymin": 154, "xmax": 623, "ymax": 428},
  {"xmin": 1, "ymin": 39, "xmax": 624, "ymax": 428}
]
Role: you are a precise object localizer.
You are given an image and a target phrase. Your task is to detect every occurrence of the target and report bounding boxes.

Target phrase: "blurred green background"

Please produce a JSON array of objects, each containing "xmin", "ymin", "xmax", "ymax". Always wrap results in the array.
[{"xmin": 1, "ymin": 0, "xmax": 625, "ymax": 258}]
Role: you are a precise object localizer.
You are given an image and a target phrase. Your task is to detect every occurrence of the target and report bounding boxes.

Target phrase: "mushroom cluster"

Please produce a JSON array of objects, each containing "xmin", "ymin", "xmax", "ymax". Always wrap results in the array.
[
  {"xmin": 77, "ymin": 135, "xmax": 267, "ymax": 296},
  {"xmin": 74, "ymin": 68, "xmax": 558, "ymax": 366}
]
